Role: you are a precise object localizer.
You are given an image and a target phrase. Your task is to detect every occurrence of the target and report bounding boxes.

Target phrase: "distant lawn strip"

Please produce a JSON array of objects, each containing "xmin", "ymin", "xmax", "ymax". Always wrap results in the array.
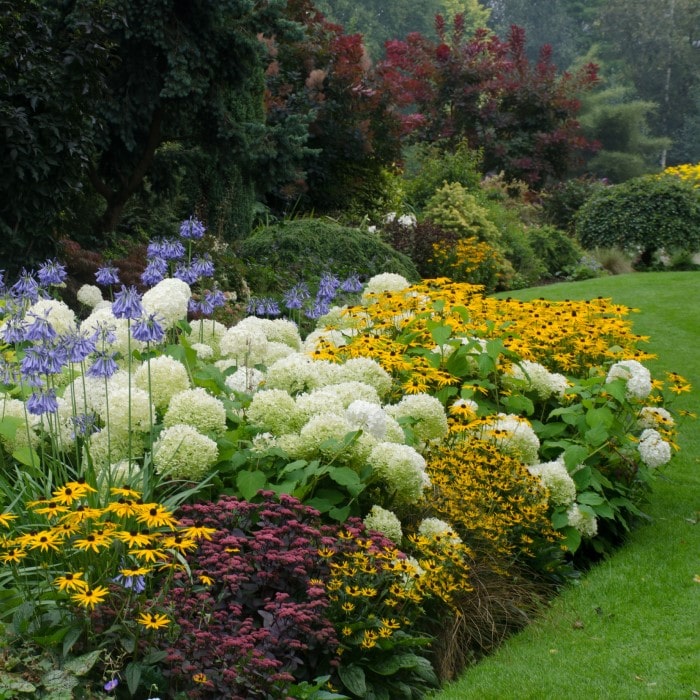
[{"xmin": 433, "ymin": 271, "xmax": 700, "ymax": 700}]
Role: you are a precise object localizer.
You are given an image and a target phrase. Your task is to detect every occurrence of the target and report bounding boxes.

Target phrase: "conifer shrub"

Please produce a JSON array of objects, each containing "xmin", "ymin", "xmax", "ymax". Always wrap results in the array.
[
  {"xmin": 239, "ymin": 218, "xmax": 420, "ymax": 295},
  {"xmin": 526, "ymin": 225, "xmax": 585, "ymax": 278}
]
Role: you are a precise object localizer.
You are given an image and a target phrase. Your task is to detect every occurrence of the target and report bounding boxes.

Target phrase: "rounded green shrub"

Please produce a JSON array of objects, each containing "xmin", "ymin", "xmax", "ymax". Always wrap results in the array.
[
  {"xmin": 238, "ymin": 218, "xmax": 420, "ymax": 294},
  {"xmin": 526, "ymin": 225, "xmax": 584, "ymax": 277},
  {"xmin": 575, "ymin": 175, "xmax": 700, "ymax": 266}
]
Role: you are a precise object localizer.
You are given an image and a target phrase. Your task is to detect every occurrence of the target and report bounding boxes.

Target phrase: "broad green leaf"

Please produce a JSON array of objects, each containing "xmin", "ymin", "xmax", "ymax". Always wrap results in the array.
[
  {"xmin": 369, "ymin": 652, "xmax": 422, "ymax": 675},
  {"xmin": 11, "ymin": 446, "xmax": 41, "ymax": 468},
  {"xmin": 577, "ymin": 491, "xmax": 605, "ymax": 506},
  {"xmin": 328, "ymin": 467, "xmax": 361, "ymax": 487},
  {"xmin": 125, "ymin": 662, "xmax": 142, "ymax": 696},
  {"xmin": 64, "ymin": 649, "xmax": 102, "ymax": 676},
  {"xmin": 338, "ymin": 664, "xmax": 366, "ymax": 696},
  {"xmin": 0, "ymin": 671, "xmax": 36, "ymax": 692},
  {"xmin": 236, "ymin": 470, "xmax": 268, "ymax": 500}
]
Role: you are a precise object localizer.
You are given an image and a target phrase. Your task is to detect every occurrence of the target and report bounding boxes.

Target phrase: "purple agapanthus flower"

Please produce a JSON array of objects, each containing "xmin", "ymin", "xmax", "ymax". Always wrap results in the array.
[
  {"xmin": 112, "ymin": 572, "xmax": 146, "ymax": 593},
  {"xmin": 87, "ymin": 350, "xmax": 119, "ymax": 378},
  {"xmin": 141, "ymin": 257, "xmax": 168, "ymax": 286},
  {"xmin": 131, "ymin": 313, "xmax": 165, "ymax": 343},
  {"xmin": 10, "ymin": 269, "xmax": 40, "ymax": 303},
  {"xmin": 179, "ymin": 216, "xmax": 206, "ymax": 240},
  {"xmin": 340, "ymin": 272, "xmax": 363, "ymax": 293},
  {"xmin": 95, "ymin": 265, "xmax": 120, "ymax": 286},
  {"xmin": 38, "ymin": 259, "xmax": 67, "ymax": 286},
  {"xmin": 305, "ymin": 298, "xmax": 331, "ymax": 320},
  {"xmin": 174, "ymin": 263, "xmax": 200, "ymax": 286},
  {"xmin": 21, "ymin": 342, "xmax": 67, "ymax": 377},
  {"xmin": 26, "ymin": 387, "xmax": 59, "ymax": 415},
  {"xmin": 317, "ymin": 272, "xmax": 341, "ymax": 301},
  {"xmin": 282, "ymin": 282, "xmax": 310, "ymax": 310},
  {"xmin": 0, "ymin": 313, "xmax": 25, "ymax": 343},
  {"xmin": 112, "ymin": 285, "xmax": 143, "ymax": 320},
  {"xmin": 191, "ymin": 254, "xmax": 214, "ymax": 278},
  {"xmin": 23, "ymin": 310, "xmax": 57, "ymax": 342},
  {"xmin": 71, "ymin": 412, "xmax": 99, "ymax": 438},
  {"xmin": 63, "ymin": 330, "xmax": 98, "ymax": 363},
  {"xmin": 148, "ymin": 237, "xmax": 185, "ymax": 262}
]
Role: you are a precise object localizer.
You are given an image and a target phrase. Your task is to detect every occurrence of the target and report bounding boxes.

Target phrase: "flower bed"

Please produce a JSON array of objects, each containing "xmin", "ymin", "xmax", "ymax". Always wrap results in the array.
[{"xmin": 0, "ymin": 221, "xmax": 689, "ymax": 698}]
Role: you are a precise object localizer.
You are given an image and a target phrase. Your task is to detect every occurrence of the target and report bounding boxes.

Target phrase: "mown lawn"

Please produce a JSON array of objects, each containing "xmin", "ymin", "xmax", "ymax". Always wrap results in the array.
[{"xmin": 433, "ymin": 272, "xmax": 700, "ymax": 700}]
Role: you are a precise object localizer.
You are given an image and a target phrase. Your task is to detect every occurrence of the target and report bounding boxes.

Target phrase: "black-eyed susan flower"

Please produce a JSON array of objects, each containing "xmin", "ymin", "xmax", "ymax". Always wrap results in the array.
[
  {"xmin": 71, "ymin": 585, "xmax": 109, "ymax": 610},
  {"xmin": 178, "ymin": 523, "xmax": 217, "ymax": 541},
  {"xmin": 198, "ymin": 574, "xmax": 214, "ymax": 586},
  {"xmin": 109, "ymin": 486, "xmax": 142, "ymax": 499},
  {"xmin": 28, "ymin": 530, "xmax": 61, "ymax": 552},
  {"xmin": 0, "ymin": 512, "xmax": 17, "ymax": 528},
  {"xmin": 136, "ymin": 611, "xmax": 170, "ymax": 630},
  {"xmin": 73, "ymin": 532, "xmax": 112, "ymax": 553},
  {"xmin": 135, "ymin": 504, "xmax": 178, "ymax": 529},
  {"xmin": 54, "ymin": 571, "xmax": 89, "ymax": 593},
  {"xmin": 114, "ymin": 529, "xmax": 153, "ymax": 549},
  {"xmin": 0, "ymin": 548, "xmax": 26, "ymax": 564}
]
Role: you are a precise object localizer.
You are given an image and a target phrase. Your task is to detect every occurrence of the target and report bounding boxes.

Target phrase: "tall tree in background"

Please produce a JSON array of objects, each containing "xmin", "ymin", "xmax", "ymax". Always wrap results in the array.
[
  {"xmin": 594, "ymin": 0, "xmax": 700, "ymax": 166},
  {"xmin": 264, "ymin": 0, "xmax": 403, "ymax": 215},
  {"xmin": 378, "ymin": 17, "xmax": 598, "ymax": 187},
  {"xmin": 315, "ymin": 0, "xmax": 490, "ymax": 59},
  {"xmin": 87, "ymin": 0, "xmax": 301, "ymax": 240},
  {"xmin": 0, "ymin": 0, "xmax": 113, "ymax": 267},
  {"xmin": 486, "ymin": 0, "xmax": 601, "ymax": 68}
]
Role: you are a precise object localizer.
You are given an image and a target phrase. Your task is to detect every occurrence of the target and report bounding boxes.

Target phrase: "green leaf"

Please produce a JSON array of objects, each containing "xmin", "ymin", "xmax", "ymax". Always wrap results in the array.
[
  {"xmin": 328, "ymin": 466, "xmax": 361, "ymax": 487},
  {"xmin": 559, "ymin": 526, "xmax": 582, "ymax": 553},
  {"xmin": 41, "ymin": 669, "xmax": 78, "ymax": 693},
  {"xmin": 64, "ymin": 649, "xmax": 101, "ymax": 676},
  {"xmin": 338, "ymin": 664, "xmax": 366, "ymax": 696},
  {"xmin": 236, "ymin": 470, "xmax": 268, "ymax": 500},
  {"xmin": 426, "ymin": 320, "xmax": 453, "ymax": 346},
  {"xmin": 551, "ymin": 509, "xmax": 570, "ymax": 530},
  {"xmin": 11, "ymin": 446, "xmax": 41, "ymax": 467},
  {"xmin": 563, "ymin": 445, "xmax": 590, "ymax": 470},
  {"xmin": 572, "ymin": 466, "xmax": 592, "ymax": 490},
  {"xmin": 125, "ymin": 662, "xmax": 142, "ymax": 696},
  {"xmin": 329, "ymin": 505, "xmax": 351, "ymax": 522},
  {"xmin": 0, "ymin": 670, "xmax": 36, "ymax": 692},
  {"xmin": 501, "ymin": 393, "xmax": 534, "ymax": 416},
  {"xmin": 577, "ymin": 491, "xmax": 605, "ymax": 506},
  {"xmin": 0, "ymin": 416, "xmax": 23, "ymax": 440},
  {"xmin": 369, "ymin": 652, "xmax": 422, "ymax": 676},
  {"xmin": 585, "ymin": 406, "xmax": 613, "ymax": 429}
]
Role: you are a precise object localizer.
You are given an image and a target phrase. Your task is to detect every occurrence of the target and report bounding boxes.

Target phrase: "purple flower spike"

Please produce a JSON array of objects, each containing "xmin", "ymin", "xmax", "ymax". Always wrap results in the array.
[
  {"xmin": 87, "ymin": 351, "xmax": 119, "ymax": 378},
  {"xmin": 27, "ymin": 388, "xmax": 59, "ymax": 415},
  {"xmin": 340, "ymin": 272, "xmax": 363, "ymax": 293},
  {"xmin": 95, "ymin": 265, "xmax": 120, "ymax": 286},
  {"xmin": 11, "ymin": 269, "xmax": 40, "ymax": 303},
  {"xmin": 131, "ymin": 313, "xmax": 165, "ymax": 343},
  {"xmin": 38, "ymin": 259, "xmax": 67, "ymax": 286},
  {"xmin": 112, "ymin": 285, "xmax": 143, "ymax": 320},
  {"xmin": 141, "ymin": 257, "xmax": 168, "ymax": 286},
  {"xmin": 179, "ymin": 216, "xmax": 206, "ymax": 240}
]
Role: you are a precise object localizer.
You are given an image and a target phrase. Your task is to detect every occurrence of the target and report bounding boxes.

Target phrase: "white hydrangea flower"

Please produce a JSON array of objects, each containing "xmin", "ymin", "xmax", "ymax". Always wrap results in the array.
[
  {"xmin": 637, "ymin": 406, "xmax": 674, "ymax": 430},
  {"xmin": 397, "ymin": 213, "xmax": 417, "ymax": 228},
  {"xmin": 264, "ymin": 354, "xmax": 333, "ymax": 394},
  {"xmin": 566, "ymin": 503, "xmax": 598, "ymax": 538},
  {"xmin": 527, "ymin": 456, "xmax": 577, "ymax": 506},
  {"xmin": 606, "ymin": 359, "xmax": 652, "ymax": 401},
  {"xmin": 368, "ymin": 442, "xmax": 429, "ymax": 505},
  {"xmin": 303, "ymin": 329, "xmax": 348, "ymax": 352},
  {"xmin": 85, "ymin": 429, "xmax": 145, "ymax": 470},
  {"xmin": 236, "ymin": 316, "xmax": 303, "ymax": 350},
  {"xmin": 134, "ymin": 355, "xmax": 191, "ymax": 411},
  {"xmin": 0, "ymin": 396, "xmax": 41, "ymax": 453},
  {"xmin": 249, "ymin": 432, "xmax": 277, "ymax": 454},
  {"xmin": 638, "ymin": 428, "xmax": 672, "ymax": 468},
  {"xmin": 246, "ymin": 389, "xmax": 300, "ymax": 434},
  {"xmin": 187, "ymin": 319, "xmax": 227, "ymax": 357},
  {"xmin": 386, "ymin": 393, "xmax": 448, "ymax": 443},
  {"xmin": 362, "ymin": 273, "xmax": 411, "ymax": 299},
  {"xmin": 316, "ymin": 305, "xmax": 359, "ymax": 331},
  {"xmin": 506, "ymin": 360, "xmax": 569, "ymax": 399},
  {"xmin": 480, "ymin": 413, "xmax": 540, "ymax": 465},
  {"xmin": 345, "ymin": 400, "xmax": 388, "ymax": 439},
  {"xmin": 225, "ymin": 366, "xmax": 265, "ymax": 394},
  {"xmin": 76, "ymin": 284, "xmax": 104, "ymax": 308},
  {"xmin": 103, "ymin": 386, "xmax": 154, "ymax": 436},
  {"xmin": 104, "ymin": 459, "xmax": 142, "ymax": 487},
  {"xmin": 383, "ymin": 414, "xmax": 406, "ymax": 443},
  {"xmin": 261, "ymin": 341, "xmax": 297, "ymax": 366},
  {"xmin": 164, "ymin": 387, "xmax": 227, "ymax": 435},
  {"xmin": 25, "ymin": 299, "xmax": 77, "ymax": 336},
  {"xmin": 142, "ymin": 278, "xmax": 191, "ymax": 329},
  {"xmin": 418, "ymin": 517, "xmax": 462, "ymax": 544},
  {"xmin": 152, "ymin": 423, "xmax": 218, "ymax": 481},
  {"xmin": 298, "ymin": 412, "xmax": 354, "ymax": 459},
  {"xmin": 320, "ymin": 381, "xmax": 381, "ymax": 408},
  {"xmin": 295, "ymin": 389, "xmax": 346, "ymax": 423},
  {"xmin": 364, "ymin": 505, "xmax": 403, "ymax": 544},
  {"xmin": 332, "ymin": 357, "xmax": 392, "ymax": 398},
  {"xmin": 219, "ymin": 325, "xmax": 269, "ymax": 366},
  {"xmin": 191, "ymin": 342, "xmax": 214, "ymax": 360}
]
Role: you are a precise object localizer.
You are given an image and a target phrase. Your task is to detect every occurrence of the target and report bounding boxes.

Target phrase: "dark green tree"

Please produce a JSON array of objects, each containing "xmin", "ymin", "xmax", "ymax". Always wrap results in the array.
[
  {"xmin": 87, "ymin": 0, "xmax": 303, "ymax": 241},
  {"xmin": 0, "ymin": 0, "xmax": 113, "ymax": 268}
]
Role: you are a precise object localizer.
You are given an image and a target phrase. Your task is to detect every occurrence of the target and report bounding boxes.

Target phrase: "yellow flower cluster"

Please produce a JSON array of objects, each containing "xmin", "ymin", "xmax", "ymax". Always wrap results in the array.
[
  {"xmin": 428, "ymin": 237, "xmax": 509, "ymax": 287},
  {"xmin": 312, "ymin": 280, "xmax": 654, "ymax": 385},
  {"xmin": 0, "ymin": 481, "xmax": 216, "ymax": 624},
  {"xmin": 664, "ymin": 162, "xmax": 700, "ymax": 188},
  {"xmin": 425, "ymin": 439, "xmax": 559, "ymax": 560},
  {"xmin": 322, "ymin": 533, "xmax": 425, "ymax": 651}
]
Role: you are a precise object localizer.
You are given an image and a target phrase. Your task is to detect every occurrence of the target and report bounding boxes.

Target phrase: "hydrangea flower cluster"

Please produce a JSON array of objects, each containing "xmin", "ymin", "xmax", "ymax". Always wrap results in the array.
[
  {"xmin": 606, "ymin": 359, "xmax": 652, "ymax": 400},
  {"xmin": 527, "ymin": 456, "xmax": 577, "ymax": 506},
  {"xmin": 505, "ymin": 359, "xmax": 569, "ymax": 399},
  {"xmin": 637, "ymin": 428, "xmax": 672, "ymax": 468}
]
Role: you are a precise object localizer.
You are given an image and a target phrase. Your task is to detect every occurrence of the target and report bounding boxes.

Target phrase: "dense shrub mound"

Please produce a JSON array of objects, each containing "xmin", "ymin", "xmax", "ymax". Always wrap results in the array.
[{"xmin": 239, "ymin": 218, "xmax": 420, "ymax": 293}]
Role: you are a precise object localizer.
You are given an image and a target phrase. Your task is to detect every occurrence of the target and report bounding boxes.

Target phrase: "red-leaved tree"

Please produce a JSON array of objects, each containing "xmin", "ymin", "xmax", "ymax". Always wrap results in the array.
[
  {"xmin": 378, "ymin": 15, "xmax": 599, "ymax": 187},
  {"xmin": 263, "ymin": 0, "xmax": 403, "ymax": 213}
]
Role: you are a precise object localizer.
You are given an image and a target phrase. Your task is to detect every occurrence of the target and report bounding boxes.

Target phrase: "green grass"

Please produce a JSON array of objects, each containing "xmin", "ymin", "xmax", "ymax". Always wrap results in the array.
[{"xmin": 432, "ymin": 272, "xmax": 700, "ymax": 700}]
